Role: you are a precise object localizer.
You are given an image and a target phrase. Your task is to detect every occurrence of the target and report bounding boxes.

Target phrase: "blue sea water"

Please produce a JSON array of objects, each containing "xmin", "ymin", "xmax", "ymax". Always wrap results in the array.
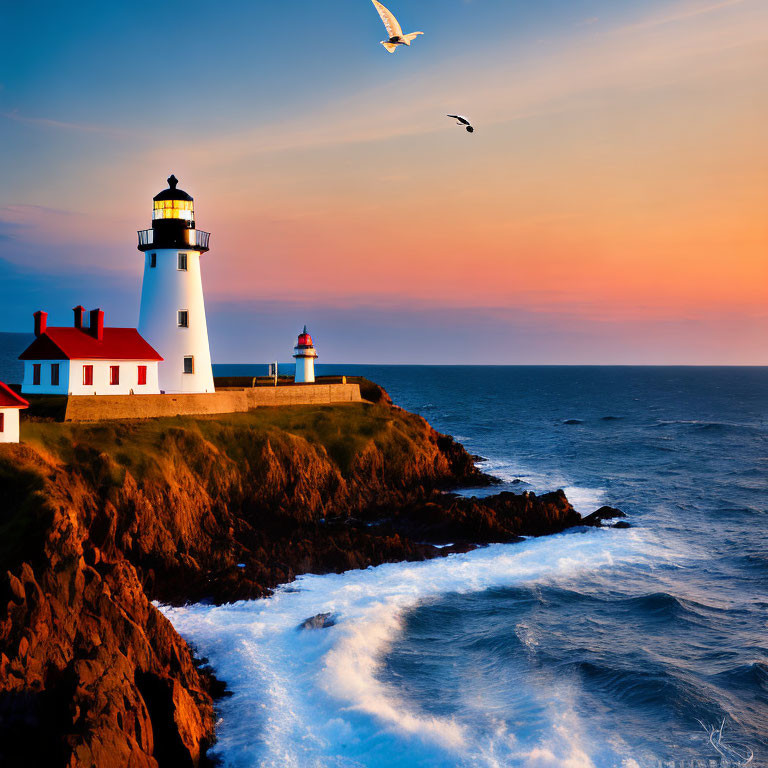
[
  {"xmin": 0, "ymin": 333, "xmax": 32, "ymax": 386},
  {"xmin": 7, "ymin": 349, "xmax": 766, "ymax": 766}
]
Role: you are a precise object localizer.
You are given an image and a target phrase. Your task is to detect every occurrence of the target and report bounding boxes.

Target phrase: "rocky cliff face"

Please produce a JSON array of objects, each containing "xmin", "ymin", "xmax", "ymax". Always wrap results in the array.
[
  {"xmin": 0, "ymin": 448, "xmax": 217, "ymax": 767},
  {"xmin": 0, "ymin": 401, "xmax": 597, "ymax": 767}
]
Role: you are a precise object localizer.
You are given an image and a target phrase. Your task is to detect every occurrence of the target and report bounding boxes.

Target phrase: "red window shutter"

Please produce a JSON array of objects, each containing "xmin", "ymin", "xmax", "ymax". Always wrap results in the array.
[
  {"xmin": 83, "ymin": 365, "xmax": 94, "ymax": 386},
  {"xmin": 137, "ymin": 365, "xmax": 147, "ymax": 386},
  {"xmin": 110, "ymin": 366, "xmax": 120, "ymax": 386},
  {"xmin": 0, "ymin": 413, "xmax": 4, "ymax": 433}
]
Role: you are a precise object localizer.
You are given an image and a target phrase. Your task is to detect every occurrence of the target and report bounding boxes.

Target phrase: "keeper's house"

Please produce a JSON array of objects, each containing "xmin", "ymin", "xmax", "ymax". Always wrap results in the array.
[
  {"xmin": 19, "ymin": 307, "xmax": 163, "ymax": 396},
  {"xmin": 0, "ymin": 381, "xmax": 29, "ymax": 443}
]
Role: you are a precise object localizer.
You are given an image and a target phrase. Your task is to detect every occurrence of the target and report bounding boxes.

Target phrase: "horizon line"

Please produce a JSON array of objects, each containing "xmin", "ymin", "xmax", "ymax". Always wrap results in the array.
[{"xmin": 213, "ymin": 362, "xmax": 768, "ymax": 368}]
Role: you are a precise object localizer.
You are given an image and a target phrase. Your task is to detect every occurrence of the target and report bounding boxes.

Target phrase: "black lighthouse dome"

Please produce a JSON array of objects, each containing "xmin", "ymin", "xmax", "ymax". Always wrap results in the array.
[
  {"xmin": 154, "ymin": 174, "xmax": 193, "ymax": 202},
  {"xmin": 138, "ymin": 174, "xmax": 210, "ymax": 253}
]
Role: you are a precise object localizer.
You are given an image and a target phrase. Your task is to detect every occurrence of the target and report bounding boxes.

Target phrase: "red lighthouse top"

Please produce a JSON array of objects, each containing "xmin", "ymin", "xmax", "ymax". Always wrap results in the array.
[{"xmin": 297, "ymin": 326, "xmax": 314, "ymax": 348}]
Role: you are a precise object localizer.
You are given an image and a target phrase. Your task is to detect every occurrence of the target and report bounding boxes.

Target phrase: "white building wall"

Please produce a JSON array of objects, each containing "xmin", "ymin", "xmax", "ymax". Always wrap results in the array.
[
  {"xmin": 67, "ymin": 360, "xmax": 160, "ymax": 396},
  {"xmin": 294, "ymin": 356, "xmax": 316, "ymax": 383},
  {"xmin": 0, "ymin": 408, "xmax": 20, "ymax": 443},
  {"xmin": 138, "ymin": 248, "xmax": 215, "ymax": 394},
  {"xmin": 22, "ymin": 360, "xmax": 160, "ymax": 395},
  {"xmin": 21, "ymin": 360, "xmax": 71, "ymax": 395}
]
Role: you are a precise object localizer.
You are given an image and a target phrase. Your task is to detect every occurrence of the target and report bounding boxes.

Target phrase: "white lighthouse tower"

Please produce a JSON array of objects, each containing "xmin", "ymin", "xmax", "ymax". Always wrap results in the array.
[
  {"xmin": 137, "ymin": 175, "xmax": 214, "ymax": 394},
  {"xmin": 293, "ymin": 326, "xmax": 318, "ymax": 383}
]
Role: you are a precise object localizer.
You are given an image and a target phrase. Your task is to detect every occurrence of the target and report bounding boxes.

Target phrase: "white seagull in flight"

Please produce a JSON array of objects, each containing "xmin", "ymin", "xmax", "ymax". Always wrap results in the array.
[
  {"xmin": 447, "ymin": 114, "xmax": 475, "ymax": 133},
  {"xmin": 371, "ymin": 0, "xmax": 423, "ymax": 53}
]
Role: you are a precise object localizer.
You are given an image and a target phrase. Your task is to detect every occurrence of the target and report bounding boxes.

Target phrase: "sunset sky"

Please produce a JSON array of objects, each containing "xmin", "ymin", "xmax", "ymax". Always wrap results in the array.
[{"xmin": 1, "ymin": 0, "xmax": 766, "ymax": 364}]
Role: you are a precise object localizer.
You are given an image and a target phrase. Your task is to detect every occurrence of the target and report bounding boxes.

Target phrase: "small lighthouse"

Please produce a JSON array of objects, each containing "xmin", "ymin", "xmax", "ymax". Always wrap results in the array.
[
  {"xmin": 293, "ymin": 326, "xmax": 318, "ymax": 383},
  {"xmin": 137, "ymin": 175, "xmax": 215, "ymax": 394}
]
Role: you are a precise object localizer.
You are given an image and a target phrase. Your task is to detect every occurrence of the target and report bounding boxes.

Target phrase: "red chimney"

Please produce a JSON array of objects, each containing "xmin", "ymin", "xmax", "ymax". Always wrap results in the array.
[
  {"xmin": 89, "ymin": 308, "xmax": 104, "ymax": 341},
  {"xmin": 73, "ymin": 305, "xmax": 85, "ymax": 329},
  {"xmin": 33, "ymin": 310, "xmax": 48, "ymax": 337}
]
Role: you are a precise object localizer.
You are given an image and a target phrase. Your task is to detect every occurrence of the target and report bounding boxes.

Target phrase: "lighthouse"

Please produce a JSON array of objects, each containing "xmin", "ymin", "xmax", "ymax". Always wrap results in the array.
[
  {"xmin": 137, "ymin": 175, "xmax": 214, "ymax": 394},
  {"xmin": 293, "ymin": 326, "xmax": 318, "ymax": 383}
]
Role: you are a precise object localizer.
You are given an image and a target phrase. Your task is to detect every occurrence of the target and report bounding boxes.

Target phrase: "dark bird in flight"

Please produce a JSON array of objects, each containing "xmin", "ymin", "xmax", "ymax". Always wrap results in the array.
[
  {"xmin": 447, "ymin": 115, "xmax": 475, "ymax": 133},
  {"xmin": 371, "ymin": 0, "xmax": 424, "ymax": 53}
]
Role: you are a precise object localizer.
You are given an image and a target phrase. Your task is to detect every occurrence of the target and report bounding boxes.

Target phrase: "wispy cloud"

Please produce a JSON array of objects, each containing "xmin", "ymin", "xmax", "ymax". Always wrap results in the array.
[
  {"xmin": 0, "ymin": 109, "xmax": 133, "ymax": 137},
  {"xmin": 620, "ymin": 0, "xmax": 747, "ymax": 32}
]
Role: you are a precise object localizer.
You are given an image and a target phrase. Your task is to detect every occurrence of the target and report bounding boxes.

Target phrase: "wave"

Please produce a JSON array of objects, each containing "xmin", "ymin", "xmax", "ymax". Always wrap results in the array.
[
  {"xmin": 652, "ymin": 419, "xmax": 763, "ymax": 436},
  {"xmin": 163, "ymin": 529, "xmax": 683, "ymax": 767},
  {"xmin": 620, "ymin": 592, "xmax": 706, "ymax": 621},
  {"xmin": 712, "ymin": 661, "xmax": 768, "ymax": 694}
]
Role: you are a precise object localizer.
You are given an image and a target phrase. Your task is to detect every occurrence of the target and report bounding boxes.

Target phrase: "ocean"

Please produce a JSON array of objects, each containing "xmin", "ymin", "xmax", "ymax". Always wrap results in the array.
[
  {"xmin": 0, "ymin": 333, "xmax": 32, "ymax": 386},
  {"xmin": 5, "ymin": 350, "xmax": 766, "ymax": 766}
]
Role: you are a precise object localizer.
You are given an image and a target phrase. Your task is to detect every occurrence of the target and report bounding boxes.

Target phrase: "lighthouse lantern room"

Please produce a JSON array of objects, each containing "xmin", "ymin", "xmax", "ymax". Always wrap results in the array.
[
  {"xmin": 293, "ymin": 326, "xmax": 318, "ymax": 383},
  {"xmin": 138, "ymin": 176, "xmax": 215, "ymax": 394}
]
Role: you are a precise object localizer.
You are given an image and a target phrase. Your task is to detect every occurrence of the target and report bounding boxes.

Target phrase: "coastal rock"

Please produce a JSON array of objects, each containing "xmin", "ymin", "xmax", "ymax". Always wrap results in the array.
[
  {"xmin": 581, "ymin": 506, "xmax": 628, "ymax": 527},
  {"xmin": 298, "ymin": 613, "xmax": 337, "ymax": 630}
]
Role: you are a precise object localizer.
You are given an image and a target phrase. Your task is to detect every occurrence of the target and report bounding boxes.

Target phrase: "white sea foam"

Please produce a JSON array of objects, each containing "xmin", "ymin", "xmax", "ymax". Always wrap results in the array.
[
  {"xmin": 163, "ymin": 528, "xmax": 684, "ymax": 767},
  {"xmin": 466, "ymin": 456, "xmax": 607, "ymax": 514}
]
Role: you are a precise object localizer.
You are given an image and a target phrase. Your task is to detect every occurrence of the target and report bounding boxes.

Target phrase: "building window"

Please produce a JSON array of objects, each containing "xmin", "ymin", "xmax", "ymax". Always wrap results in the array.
[
  {"xmin": 149, "ymin": 253, "xmax": 157, "ymax": 268},
  {"xmin": 183, "ymin": 356, "xmax": 194, "ymax": 374},
  {"xmin": 50, "ymin": 363, "xmax": 60, "ymax": 386},
  {"xmin": 137, "ymin": 365, "xmax": 147, "ymax": 386},
  {"xmin": 178, "ymin": 253, "xmax": 188, "ymax": 271},
  {"xmin": 178, "ymin": 310, "xmax": 189, "ymax": 328},
  {"xmin": 83, "ymin": 365, "xmax": 94, "ymax": 386},
  {"xmin": 33, "ymin": 364, "xmax": 41, "ymax": 386},
  {"xmin": 110, "ymin": 366, "xmax": 120, "ymax": 386},
  {"xmin": 0, "ymin": 413, "xmax": 4, "ymax": 433}
]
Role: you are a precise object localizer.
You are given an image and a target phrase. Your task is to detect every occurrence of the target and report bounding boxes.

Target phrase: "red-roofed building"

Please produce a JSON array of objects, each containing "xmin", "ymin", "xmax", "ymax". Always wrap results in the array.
[
  {"xmin": 19, "ymin": 307, "xmax": 163, "ymax": 396},
  {"xmin": 0, "ymin": 381, "xmax": 29, "ymax": 443}
]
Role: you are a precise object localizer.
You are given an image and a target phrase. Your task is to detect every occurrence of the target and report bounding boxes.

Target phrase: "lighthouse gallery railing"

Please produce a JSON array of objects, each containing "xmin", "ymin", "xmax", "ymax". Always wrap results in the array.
[{"xmin": 137, "ymin": 229, "xmax": 210, "ymax": 249}]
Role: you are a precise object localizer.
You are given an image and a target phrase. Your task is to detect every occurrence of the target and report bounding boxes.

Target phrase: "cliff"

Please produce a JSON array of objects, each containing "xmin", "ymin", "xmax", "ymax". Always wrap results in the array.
[{"xmin": 0, "ymin": 398, "xmax": 605, "ymax": 767}]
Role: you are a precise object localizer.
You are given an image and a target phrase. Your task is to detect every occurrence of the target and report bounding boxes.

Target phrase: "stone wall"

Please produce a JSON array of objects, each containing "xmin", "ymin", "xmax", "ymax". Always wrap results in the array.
[{"xmin": 63, "ymin": 383, "xmax": 363, "ymax": 422}]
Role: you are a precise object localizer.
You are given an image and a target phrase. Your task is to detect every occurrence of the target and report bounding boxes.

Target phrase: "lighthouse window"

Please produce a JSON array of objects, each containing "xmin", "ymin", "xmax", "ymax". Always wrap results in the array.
[
  {"xmin": 0, "ymin": 413, "xmax": 4, "ymax": 433},
  {"xmin": 110, "ymin": 366, "xmax": 120, "ymax": 386},
  {"xmin": 50, "ymin": 363, "xmax": 60, "ymax": 387},
  {"xmin": 178, "ymin": 310, "xmax": 189, "ymax": 328},
  {"xmin": 33, "ymin": 364, "xmax": 41, "ymax": 386},
  {"xmin": 137, "ymin": 365, "xmax": 147, "ymax": 386},
  {"xmin": 178, "ymin": 253, "xmax": 188, "ymax": 271},
  {"xmin": 183, "ymin": 356, "xmax": 194, "ymax": 375},
  {"xmin": 83, "ymin": 365, "xmax": 94, "ymax": 386},
  {"xmin": 149, "ymin": 253, "xmax": 157, "ymax": 268}
]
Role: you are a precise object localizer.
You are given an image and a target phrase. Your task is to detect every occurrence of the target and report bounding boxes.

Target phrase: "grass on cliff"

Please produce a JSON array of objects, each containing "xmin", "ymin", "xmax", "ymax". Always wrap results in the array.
[
  {"xmin": 18, "ymin": 403, "xmax": 430, "ymax": 480},
  {"xmin": 0, "ymin": 459, "xmax": 53, "ymax": 571}
]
